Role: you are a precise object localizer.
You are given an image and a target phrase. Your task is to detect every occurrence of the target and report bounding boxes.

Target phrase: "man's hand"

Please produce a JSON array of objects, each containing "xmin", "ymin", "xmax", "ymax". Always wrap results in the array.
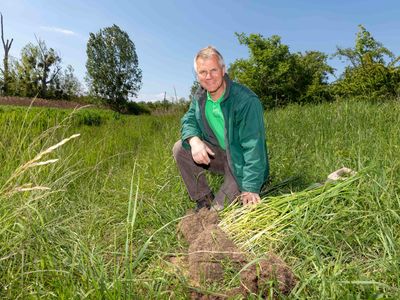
[
  {"xmin": 241, "ymin": 192, "xmax": 261, "ymax": 206},
  {"xmin": 189, "ymin": 136, "xmax": 215, "ymax": 165}
]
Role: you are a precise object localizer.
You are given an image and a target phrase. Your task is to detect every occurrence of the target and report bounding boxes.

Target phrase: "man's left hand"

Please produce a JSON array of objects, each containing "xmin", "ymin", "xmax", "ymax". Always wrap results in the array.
[{"xmin": 241, "ymin": 192, "xmax": 261, "ymax": 206}]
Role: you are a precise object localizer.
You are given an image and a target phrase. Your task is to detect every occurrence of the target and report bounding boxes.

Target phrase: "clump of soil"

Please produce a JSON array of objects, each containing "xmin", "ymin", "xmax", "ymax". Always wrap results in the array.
[
  {"xmin": 176, "ymin": 208, "xmax": 297, "ymax": 299},
  {"xmin": 177, "ymin": 208, "xmax": 219, "ymax": 244},
  {"xmin": 239, "ymin": 253, "xmax": 298, "ymax": 296},
  {"xmin": 188, "ymin": 224, "xmax": 247, "ymax": 284}
]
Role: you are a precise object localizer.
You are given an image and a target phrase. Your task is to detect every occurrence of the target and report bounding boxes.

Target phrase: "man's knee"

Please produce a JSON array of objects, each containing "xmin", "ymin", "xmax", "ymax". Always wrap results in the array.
[{"xmin": 172, "ymin": 140, "xmax": 184, "ymax": 159}]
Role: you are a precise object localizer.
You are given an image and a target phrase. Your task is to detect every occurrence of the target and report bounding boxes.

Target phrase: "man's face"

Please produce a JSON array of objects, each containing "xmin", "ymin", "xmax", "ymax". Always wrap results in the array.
[{"xmin": 196, "ymin": 55, "xmax": 225, "ymax": 94}]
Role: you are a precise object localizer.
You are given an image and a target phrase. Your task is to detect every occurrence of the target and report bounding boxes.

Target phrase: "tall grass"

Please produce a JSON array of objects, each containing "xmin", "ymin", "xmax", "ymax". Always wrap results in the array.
[
  {"xmin": 0, "ymin": 100, "xmax": 399, "ymax": 298},
  {"xmin": 0, "ymin": 106, "xmax": 185, "ymax": 298},
  {"xmin": 221, "ymin": 100, "xmax": 400, "ymax": 298}
]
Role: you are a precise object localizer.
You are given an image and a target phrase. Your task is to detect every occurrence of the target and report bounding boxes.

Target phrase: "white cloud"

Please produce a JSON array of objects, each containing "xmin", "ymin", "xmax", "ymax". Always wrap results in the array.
[{"xmin": 40, "ymin": 26, "xmax": 76, "ymax": 36}]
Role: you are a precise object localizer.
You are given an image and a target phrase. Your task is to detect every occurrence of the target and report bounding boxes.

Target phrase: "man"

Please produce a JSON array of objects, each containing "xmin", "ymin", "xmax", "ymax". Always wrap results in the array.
[{"xmin": 173, "ymin": 46, "xmax": 269, "ymax": 211}]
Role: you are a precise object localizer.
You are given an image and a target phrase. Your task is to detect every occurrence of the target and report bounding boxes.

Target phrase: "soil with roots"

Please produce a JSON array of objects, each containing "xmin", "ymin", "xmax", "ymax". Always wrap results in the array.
[{"xmin": 175, "ymin": 208, "xmax": 297, "ymax": 299}]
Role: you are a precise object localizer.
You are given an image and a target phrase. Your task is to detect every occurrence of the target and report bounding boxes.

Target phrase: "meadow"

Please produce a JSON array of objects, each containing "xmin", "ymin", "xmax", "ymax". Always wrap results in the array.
[{"xmin": 0, "ymin": 100, "xmax": 399, "ymax": 299}]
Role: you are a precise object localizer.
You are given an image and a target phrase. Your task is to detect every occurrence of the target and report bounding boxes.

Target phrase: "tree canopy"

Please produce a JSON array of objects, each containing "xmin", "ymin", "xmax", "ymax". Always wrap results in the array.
[
  {"xmin": 86, "ymin": 24, "xmax": 142, "ymax": 112},
  {"xmin": 0, "ymin": 36, "xmax": 81, "ymax": 100},
  {"xmin": 14, "ymin": 39, "xmax": 62, "ymax": 98},
  {"xmin": 333, "ymin": 25, "xmax": 400, "ymax": 100},
  {"xmin": 228, "ymin": 33, "xmax": 333, "ymax": 108}
]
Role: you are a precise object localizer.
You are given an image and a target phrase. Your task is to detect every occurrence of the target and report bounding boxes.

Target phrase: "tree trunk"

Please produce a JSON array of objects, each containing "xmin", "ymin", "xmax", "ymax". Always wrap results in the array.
[
  {"xmin": 40, "ymin": 68, "xmax": 48, "ymax": 98},
  {"xmin": 2, "ymin": 53, "xmax": 9, "ymax": 94},
  {"xmin": 1, "ymin": 13, "xmax": 13, "ymax": 95}
]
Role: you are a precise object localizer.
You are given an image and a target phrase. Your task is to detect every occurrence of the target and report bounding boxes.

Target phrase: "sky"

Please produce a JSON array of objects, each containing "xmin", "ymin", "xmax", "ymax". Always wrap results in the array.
[{"xmin": 1, "ymin": 0, "xmax": 400, "ymax": 102}]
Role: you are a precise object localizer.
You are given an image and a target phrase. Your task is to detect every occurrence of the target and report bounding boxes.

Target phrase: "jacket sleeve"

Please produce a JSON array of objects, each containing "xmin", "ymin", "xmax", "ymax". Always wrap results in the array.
[
  {"xmin": 237, "ymin": 96, "xmax": 269, "ymax": 193},
  {"xmin": 180, "ymin": 99, "xmax": 201, "ymax": 149}
]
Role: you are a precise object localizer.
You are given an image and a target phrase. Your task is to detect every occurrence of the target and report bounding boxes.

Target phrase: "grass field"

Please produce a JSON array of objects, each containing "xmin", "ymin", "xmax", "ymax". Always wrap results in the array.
[{"xmin": 0, "ymin": 100, "xmax": 399, "ymax": 299}]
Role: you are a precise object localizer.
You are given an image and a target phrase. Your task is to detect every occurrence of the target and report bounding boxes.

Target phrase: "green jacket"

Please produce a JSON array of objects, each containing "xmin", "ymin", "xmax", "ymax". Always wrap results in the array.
[{"xmin": 181, "ymin": 75, "xmax": 269, "ymax": 193}]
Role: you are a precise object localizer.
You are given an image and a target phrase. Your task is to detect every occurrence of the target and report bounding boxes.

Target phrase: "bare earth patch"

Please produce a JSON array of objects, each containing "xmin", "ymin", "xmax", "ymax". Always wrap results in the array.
[
  {"xmin": 0, "ymin": 96, "xmax": 90, "ymax": 109},
  {"xmin": 176, "ymin": 208, "xmax": 297, "ymax": 299}
]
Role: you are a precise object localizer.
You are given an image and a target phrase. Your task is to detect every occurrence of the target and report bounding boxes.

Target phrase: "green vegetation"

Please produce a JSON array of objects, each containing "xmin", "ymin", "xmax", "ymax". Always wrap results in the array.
[
  {"xmin": 333, "ymin": 25, "xmax": 400, "ymax": 101},
  {"xmin": 229, "ymin": 33, "xmax": 333, "ymax": 108},
  {"xmin": 3, "ymin": 15, "xmax": 400, "ymax": 113},
  {"xmin": 1, "ymin": 33, "xmax": 81, "ymax": 100},
  {"xmin": 228, "ymin": 26, "xmax": 400, "ymax": 109},
  {"xmin": 15, "ymin": 39, "xmax": 61, "ymax": 98},
  {"xmin": 0, "ymin": 100, "xmax": 399, "ymax": 298},
  {"xmin": 86, "ymin": 24, "xmax": 142, "ymax": 112}
]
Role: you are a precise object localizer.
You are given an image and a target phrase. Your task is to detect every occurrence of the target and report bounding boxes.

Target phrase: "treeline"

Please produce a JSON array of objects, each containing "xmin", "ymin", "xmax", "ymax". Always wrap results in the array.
[
  {"xmin": 2, "ymin": 10, "xmax": 400, "ymax": 114},
  {"xmin": 1, "ymin": 38, "xmax": 81, "ymax": 100},
  {"xmin": 227, "ymin": 25, "xmax": 400, "ymax": 109},
  {"xmin": 0, "ymin": 14, "xmax": 144, "ymax": 113},
  {"xmin": 0, "ymin": 12, "xmax": 81, "ymax": 101}
]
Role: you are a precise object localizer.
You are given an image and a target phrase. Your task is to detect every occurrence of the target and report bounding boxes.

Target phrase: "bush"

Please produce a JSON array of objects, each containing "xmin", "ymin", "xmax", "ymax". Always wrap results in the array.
[{"xmin": 122, "ymin": 101, "xmax": 150, "ymax": 115}]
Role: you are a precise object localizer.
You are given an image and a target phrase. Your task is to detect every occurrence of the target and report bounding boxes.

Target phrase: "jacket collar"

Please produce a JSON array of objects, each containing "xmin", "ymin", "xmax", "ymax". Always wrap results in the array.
[{"xmin": 222, "ymin": 73, "xmax": 231, "ymax": 102}]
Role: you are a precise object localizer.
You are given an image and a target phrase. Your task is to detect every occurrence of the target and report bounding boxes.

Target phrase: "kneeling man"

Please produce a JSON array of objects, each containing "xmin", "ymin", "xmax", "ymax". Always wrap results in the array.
[{"xmin": 173, "ymin": 46, "xmax": 269, "ymax": 211}]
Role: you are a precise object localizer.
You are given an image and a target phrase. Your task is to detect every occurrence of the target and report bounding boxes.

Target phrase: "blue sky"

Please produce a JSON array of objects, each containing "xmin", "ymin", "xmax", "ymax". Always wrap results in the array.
[{"xmin": 1, "ymin": 0, "xmax": 400, "ymax": 101}]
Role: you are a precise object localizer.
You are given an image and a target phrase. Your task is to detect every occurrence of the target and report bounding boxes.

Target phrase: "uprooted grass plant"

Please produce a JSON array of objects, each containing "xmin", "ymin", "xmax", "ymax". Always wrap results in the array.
[
  {"xmin": 0, "ymin": 100, "xmax": 399, "ymax": 298},
  {"xmin": 220, "ymin": 170, "xmax": 400, "ymax": 298}
]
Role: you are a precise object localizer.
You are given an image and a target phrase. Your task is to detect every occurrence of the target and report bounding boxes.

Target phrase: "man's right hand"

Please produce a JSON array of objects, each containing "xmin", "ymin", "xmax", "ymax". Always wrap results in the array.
[{"xmin": 189, "ymin": 136, "xmax": 215, "ymax": 165}]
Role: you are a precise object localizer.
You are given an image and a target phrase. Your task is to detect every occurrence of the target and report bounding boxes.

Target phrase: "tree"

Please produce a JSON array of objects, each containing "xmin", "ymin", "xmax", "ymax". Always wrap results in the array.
[
  {"xmin": 59, "ymin": 65, "xmax": 81, "ymax": 98},
  {"xmin": 36, "ymin": 38, "xmax": 62, "ymax": 98},
  {"xmin": 229, "ymin": 33, "xmax": 294, "ymax": 108},
  {"xmin": 15, "ymin": 39, "xmax": 62, "ymax": 98},
  {"xmin": 48, "ymin": 65, "xmax": 81, "ymax": 99},
  {"xmin": 15, "ymin": 43, "xmax": 40, "ymax": 97},
  {"xmin": 1, "ymin": 12, "xmax": 14, "ymax": 95},
  {"xmin": 294, "ymin": 51, "xmax": 334, "ymax": 103},
  {"xmin": 229, "ymin": 33, "xmax": 333, "ymax": 108},
  {"xmin": 333, "ymin": 25, "xmax": 400, "ymax": 100},
  {"xmin": 86, "ymin": 24, "xmax": 142, "ymax": 112},
  {"xmin": 189, "ymin": 80, "xmax": 200, "ymax": 100}
]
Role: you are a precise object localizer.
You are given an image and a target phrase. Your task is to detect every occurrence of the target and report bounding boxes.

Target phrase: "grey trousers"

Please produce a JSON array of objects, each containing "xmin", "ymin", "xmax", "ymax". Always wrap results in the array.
[{"xmin": 172, "ymin": 140, "xmax": 240, "ymax": 206}]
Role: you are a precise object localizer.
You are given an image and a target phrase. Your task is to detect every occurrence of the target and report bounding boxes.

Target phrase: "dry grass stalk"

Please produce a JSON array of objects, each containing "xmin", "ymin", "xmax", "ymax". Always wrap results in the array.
[{"xmin": 0, "ymin": 133, "xmax": 80, "ymax": 196}]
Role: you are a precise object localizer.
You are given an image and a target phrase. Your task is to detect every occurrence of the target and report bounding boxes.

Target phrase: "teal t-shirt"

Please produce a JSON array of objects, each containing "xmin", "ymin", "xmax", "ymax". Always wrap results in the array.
[{"xmin": 205, "ymin": 91, "xmax": 225, "ymax": 149}]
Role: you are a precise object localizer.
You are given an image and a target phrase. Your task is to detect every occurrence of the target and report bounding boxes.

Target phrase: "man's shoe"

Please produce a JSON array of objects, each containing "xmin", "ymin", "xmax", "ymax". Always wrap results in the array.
[
  {"xmin": 210, "ymin": 201, "xmax": 224, "ymax": 212},
  {"xmin": 195, "ymin": 192, "xmax": 214, "ymax": 212}
]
